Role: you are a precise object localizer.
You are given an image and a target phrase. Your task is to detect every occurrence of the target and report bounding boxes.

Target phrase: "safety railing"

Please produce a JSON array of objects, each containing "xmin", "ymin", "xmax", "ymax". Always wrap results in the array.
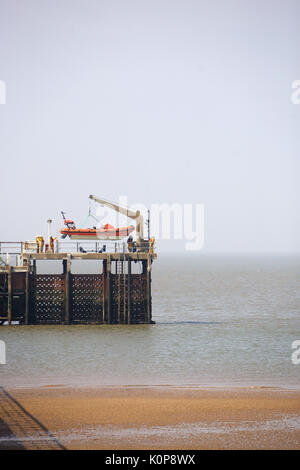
[
  {"xmin": 56, "ymin": 239, "xmax": 155, "ymax": 254},
  {"xmin": 0, "ymin": 242, "xmax": 23, "ymax": 266},
  {"xmin": 0, "ymin": 240, "xmax": 155, "ymax": 257},
  {"xmin": 0, "ymin": 242, "xmax": 23, "ymax": 254}
]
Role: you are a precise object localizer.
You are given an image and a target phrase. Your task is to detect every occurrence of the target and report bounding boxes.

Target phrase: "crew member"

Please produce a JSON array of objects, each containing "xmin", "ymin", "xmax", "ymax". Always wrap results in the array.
[
  {"xmin": 35, "ymin": 236, "xmax": 44, "ymax": 253},
  {"xmin": 127, "ymin": 235, "xmax": 133, "ymax": 253},
  {"xmin": 149, "ymin": 237, "xmax": 155, "ymax": 254},
  {"xmin": 49, "ymin": 236, "xmax": 56, "ymax": 253}
]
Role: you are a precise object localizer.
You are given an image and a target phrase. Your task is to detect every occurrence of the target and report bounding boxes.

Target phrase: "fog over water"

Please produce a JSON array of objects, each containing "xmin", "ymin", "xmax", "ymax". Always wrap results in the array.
[{"xmin": 0, "ymin": 0, "xmax": 299, "ymax": 254}]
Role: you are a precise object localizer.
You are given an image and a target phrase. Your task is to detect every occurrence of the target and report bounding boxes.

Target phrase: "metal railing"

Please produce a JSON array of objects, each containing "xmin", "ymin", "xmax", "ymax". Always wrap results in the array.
[
  {"xmin": 0, "ymin": 242, "xmax": 23, "ymax": 255},
  {"xmin": 56, "ymin": 240, "xmax": 154, "ymax": 254},
  {"xmin": 0, "ymin": 239, "xmax": 155, "ymax": 257},
  {"xmin": 57, "ymin": 240, "xmax": 124, "ymax": 254},
  {"xmin": 0, "ymin": 242, "xmax": 23, "ymax": 266}
]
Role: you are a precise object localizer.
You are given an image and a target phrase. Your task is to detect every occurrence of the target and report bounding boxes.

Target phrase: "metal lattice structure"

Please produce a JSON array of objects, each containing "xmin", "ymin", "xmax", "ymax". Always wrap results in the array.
[
  {"xmin": 0, "ymin": 274, "xmax": 8, "ymax": 323},
  {"xmin": 71, "ymin": 274, "xmax": 104, "ymax": 324},
  {"xmin": 0, "ymin": 252, "xmax": 155, "ymax": 325},
  {"xmin": 31, "ymin": 275, "xmax": 65, "ymax": 324},
  {"xmin": 111, "ymin": 274, "xmax": 128, "ymax": 324},
  {"xmin": 131, "ymin": 273, "xmax": 148, "ymax": 323}
]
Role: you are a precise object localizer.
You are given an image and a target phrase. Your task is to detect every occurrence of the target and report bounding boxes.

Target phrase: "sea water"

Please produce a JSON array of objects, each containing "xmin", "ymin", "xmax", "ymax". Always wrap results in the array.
[{"xmin": 0, "ymin": 254, "xmax": 299, "ymax": 389}]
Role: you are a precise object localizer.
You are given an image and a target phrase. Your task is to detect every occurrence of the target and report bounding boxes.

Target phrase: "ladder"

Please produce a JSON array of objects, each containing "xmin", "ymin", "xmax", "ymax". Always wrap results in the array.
[{"xmin": 116, "ymin": 244, "xmax": 127, "ymax": 322}]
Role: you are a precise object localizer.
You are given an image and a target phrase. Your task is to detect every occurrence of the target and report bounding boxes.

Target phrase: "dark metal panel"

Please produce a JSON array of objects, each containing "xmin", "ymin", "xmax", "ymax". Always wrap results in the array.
[
  {"xmin": 129, "ymin": 273, "xmax": 148, "ymax": 323},
  {"xmin": 31, "ymin": 275, "xmax": 65, "ymax": 324},
  {"xmin": 71, "ymin": 274, "xmax": 103, "ymax": 324}
]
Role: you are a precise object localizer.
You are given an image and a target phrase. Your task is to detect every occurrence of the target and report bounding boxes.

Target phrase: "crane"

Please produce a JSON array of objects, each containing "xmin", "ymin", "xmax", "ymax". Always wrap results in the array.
[{"xmin": 88, "ymin": 195, "xmax": 145, "ymax": 245}]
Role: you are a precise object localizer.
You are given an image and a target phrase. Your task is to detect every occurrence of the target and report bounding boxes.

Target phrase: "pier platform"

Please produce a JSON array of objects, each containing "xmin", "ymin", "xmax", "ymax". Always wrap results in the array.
[{"xmin": 0, "ymin": 241, "xmax": 156, "ymax": 325}]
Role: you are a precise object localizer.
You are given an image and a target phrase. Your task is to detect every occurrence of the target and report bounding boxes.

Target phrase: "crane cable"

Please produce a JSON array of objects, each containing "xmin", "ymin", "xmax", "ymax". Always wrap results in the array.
[{"xmin": 79, "ymin": 199, "xmax": 100, "ymax": 228}]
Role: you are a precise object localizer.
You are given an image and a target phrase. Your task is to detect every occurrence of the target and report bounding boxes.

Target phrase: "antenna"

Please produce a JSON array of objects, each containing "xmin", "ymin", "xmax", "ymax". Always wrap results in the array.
[{"xmin": 147, "ymin": 209, "xmax": 150, "ymax": 240}]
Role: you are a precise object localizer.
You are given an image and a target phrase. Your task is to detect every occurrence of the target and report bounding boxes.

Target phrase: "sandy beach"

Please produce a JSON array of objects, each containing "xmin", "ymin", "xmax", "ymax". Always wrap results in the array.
[{"xmin": 0, "ymin": 385, "xmax": 300, "ymax": 450}]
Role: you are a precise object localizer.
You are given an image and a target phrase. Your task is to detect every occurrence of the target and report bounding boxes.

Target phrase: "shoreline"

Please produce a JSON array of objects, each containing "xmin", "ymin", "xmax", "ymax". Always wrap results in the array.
[
  {"xmin": 1, "ymin": 373, "xmax": 299, "ymax": 392},
  {"xmin": 1, "ymin": 379, "xmax": 300, "ymax": 393},
  {"xmin": 1, "ymin": 384, "xmax": 300, "ymax": 450},
  {"xmin": 3, "ymin": 382, "xmax": 300, "ymax": 392}
]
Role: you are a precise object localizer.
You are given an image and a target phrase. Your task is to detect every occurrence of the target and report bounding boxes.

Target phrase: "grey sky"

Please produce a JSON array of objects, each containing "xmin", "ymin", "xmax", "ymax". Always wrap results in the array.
[{"xmin": 0, "ymin": 0, "xmax": 299, "ymax": 253}]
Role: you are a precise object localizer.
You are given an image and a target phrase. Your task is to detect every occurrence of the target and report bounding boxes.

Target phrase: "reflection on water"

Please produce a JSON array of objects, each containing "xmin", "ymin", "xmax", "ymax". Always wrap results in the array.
[{"xmin": 0, "ymin": 255, "xmax": 300, "ymax": 389}]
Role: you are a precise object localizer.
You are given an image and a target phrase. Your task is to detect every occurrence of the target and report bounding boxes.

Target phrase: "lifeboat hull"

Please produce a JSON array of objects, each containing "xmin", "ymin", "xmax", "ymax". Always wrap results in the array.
[{"xmin": 60, "ymin": 225, "xmax": 135, "ymax": 240}]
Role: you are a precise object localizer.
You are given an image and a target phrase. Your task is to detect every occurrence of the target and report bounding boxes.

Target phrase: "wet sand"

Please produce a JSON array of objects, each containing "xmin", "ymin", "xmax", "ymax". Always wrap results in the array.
[{"xmin": 0, "ymin": 386, "xmax": 300, "ymax": 449}]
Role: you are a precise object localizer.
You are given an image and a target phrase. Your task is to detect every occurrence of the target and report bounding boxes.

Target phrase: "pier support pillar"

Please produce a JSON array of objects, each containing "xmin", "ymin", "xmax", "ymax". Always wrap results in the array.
[
  {"xmin": 127, "ymin": 257, "xmax": 131, "ymax": 324},
  {"xmin": 25, "ymin": 265, "xmax": 30, "ymax": 325},
  {"xmin": 63, "ymin": 255, "xmax": 72, "ymax": 324},
  {"xmin": 146, "ymin": 255, "xmax": 152, "ymax": 324},
  {"xmin": 103, "ymin": 259, "xmax": 107, "ymax": 323},
  {"xmin": 7, "ymin": 266, "xmax": 12, "ymax": 325},
  {"xmin": 102, "ymin": 260, "xmax": 105, "ymax": 323},
  {"xmin": 106, "ymin": 255, "xmax": 112, "ymax": 324}
]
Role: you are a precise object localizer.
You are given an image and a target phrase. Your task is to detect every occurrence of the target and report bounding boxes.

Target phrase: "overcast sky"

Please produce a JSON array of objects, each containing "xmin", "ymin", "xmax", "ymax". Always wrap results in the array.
[{"xmin": 0, "ymin": 0, "xmax": 299, "ymax": 253}]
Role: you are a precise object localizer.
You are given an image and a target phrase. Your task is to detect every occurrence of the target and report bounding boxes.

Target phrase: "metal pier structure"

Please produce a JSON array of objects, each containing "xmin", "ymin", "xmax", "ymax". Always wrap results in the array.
[{"xmin": 0, "ymin": 241, "xmax": 156, "ymax": 325}]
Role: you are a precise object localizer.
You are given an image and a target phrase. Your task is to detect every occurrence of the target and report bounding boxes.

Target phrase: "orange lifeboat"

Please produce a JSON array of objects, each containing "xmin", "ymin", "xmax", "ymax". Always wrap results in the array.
[{"xmin": 60, "ymin": 216, "xmax": 134, "ymax": 240}]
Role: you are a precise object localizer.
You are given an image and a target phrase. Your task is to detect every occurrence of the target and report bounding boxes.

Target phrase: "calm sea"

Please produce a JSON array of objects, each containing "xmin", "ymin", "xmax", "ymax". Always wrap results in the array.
[{"xmin": 1, "ymin": 254, "xmax": 300, "ymax": 389}]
